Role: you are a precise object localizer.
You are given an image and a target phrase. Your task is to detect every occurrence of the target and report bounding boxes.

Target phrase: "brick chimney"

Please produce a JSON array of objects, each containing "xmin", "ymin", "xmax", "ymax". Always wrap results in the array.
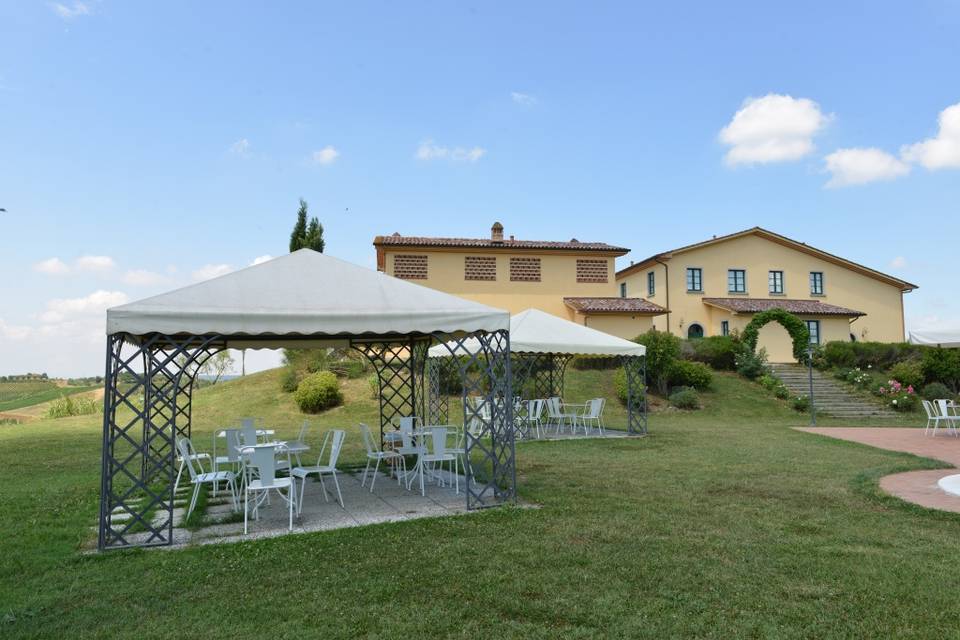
[{"xmin": 491, "ymin": 221, "xmax": 504, "ymax": 243}]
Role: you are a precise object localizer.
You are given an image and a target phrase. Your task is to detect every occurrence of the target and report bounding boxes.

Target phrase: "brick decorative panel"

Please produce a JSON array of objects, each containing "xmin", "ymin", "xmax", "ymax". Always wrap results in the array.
[
  {"xmin": 464, "ymin": 256, "xmax": 497, "ymax": 281},
  {"xmin": 510, "ymin": 257, "xmax": 541, "ymax": 282},
  {"xmin": 576, "ymin": 259, "xmax": 608, "ymax": 283},
  {"xmin": 393, "ymin": 254, "xmax": 428, "ymax": 280}
]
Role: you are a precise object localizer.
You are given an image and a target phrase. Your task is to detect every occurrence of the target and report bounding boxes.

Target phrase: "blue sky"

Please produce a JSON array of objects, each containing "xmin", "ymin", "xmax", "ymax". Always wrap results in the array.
[{"xmin": 1, "ymin": 1, "xmax": 959, "ymax": 376}]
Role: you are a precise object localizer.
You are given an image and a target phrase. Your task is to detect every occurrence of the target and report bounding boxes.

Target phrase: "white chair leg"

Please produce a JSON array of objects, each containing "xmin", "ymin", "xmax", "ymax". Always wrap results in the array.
[
  {"xmin": 288, "ymin": 486, "xmax": 293, "ymax": 531},
  {"xmin": 244, "ymin": 489, "xmax": 249, "ymax": 534},
  {"xmin": 361, "ymin": 458, "xmax": 371, "ymax": 487},
  {"xmin": 370, "ymin": 457, "xmax": 381, "ymax": 492},
  {"xmin": 332, "ymin": 472, "xmax": 343, "ymax": 507},
  {"xmin": 174, "ymin": 460, "xmax": 185, "ymax": 495}
]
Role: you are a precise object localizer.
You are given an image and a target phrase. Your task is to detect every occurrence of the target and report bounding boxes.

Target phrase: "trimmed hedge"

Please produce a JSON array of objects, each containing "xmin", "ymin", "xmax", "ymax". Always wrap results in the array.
[
  {"xmin": 668, "ymin": 387, "xmax": 700, "ymax": 409},
  {"xmin": 294, "ymin": 371, "xmax": 343, "ymax": 413},
  {"xmin": 668, "ymin": 360, "xmax": 713, "ymax": 390},
  {"xmin": 685, "ymin": 335, "xmax": 739, "ymax": 371}
]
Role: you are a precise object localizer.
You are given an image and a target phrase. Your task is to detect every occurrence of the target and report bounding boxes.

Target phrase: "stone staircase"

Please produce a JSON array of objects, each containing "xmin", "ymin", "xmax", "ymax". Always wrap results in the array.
[{"xmin": 769, "ymin": 363, "xmax": 896, "ymax": 419}]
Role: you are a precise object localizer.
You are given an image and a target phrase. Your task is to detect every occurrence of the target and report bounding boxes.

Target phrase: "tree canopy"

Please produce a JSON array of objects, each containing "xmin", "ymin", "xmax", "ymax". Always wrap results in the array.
[{"xmin": 289, "ymin": 198, "xmax": 325, "ymax": 252}]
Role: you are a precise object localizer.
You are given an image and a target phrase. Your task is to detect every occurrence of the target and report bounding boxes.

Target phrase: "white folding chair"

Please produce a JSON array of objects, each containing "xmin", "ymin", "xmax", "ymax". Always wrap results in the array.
[
  {"xmin": 242, "ymin": 443, "xmax": 297, "ymax": 533},
  {"xmin": 408, "ymin": 426, "xmax": 459, "ymax": 496},
  {"xmin": 174, "ymin": 437, "xmax": 211, "ymax": 496},
  {"xmin": 580, "ymin": 398, "xmax": 605, "ymax": 435},
  {"xmin": 285, "ymin": 420, "xmax": 311, "ymax": 466},
  {"xmin": 922, "ymin": 400, "xmax": 941, "ymax": 436},
  {"xmin": 524, "ymin": 399, "xmax": 545, "ymax": 439},
  {"xmin": 292, "ymin": 429, "xmax": 346, "ymax": 511},
  {"xmin": 177, "ymin": 438, "xmax": 238, "ymax": 521},
  {"xmin": 360, "ymin": 423, "xmax": 405, "ymax": 492},
  {"xmin": 935, "ymin": 400, "xmax": 959, "ymax": 437}
]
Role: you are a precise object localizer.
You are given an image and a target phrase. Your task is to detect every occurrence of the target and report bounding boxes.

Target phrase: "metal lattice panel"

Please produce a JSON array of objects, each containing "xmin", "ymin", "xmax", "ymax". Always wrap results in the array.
[
  {"xmin": 353, "ymin": 338, "xmax": 429, "ymax": 445},
  {"xmin": 98, "ymin": 333, "xmax": 223, "ymax": 550},
  {"xmin": 512, "ymin": 353, "xmax": 571, "ymax": 400},
  {"xmin": 426, "ymin": 356, "xmax": 449, "ymax": 425},
  {"xmin": 622, "ymin": 355, "xmax": 647, "ymax": 435},
  {"xmin": 429, "ymin": 329, "xmax": 515, "ymax": 509}
]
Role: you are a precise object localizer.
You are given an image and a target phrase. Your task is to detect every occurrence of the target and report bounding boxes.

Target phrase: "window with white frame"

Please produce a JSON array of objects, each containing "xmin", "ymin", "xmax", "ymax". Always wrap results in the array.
[
  {"xmin": 728, "ymin": 269, "xmax": 746, "ymax": 293},
  {"xmin": 620, "ymin": 282, "xmax": 627, "ymax": 298},
  {"xmin": 768, "ymin": 270, "xmax": 784, "ymax": 294},
  {"xmin": 806, "ymin": 320, "xmax": 821, "ymax": 344},
  {"xmin": 647, "ymin": 271, "xmax": 655, "ymax": 296},
  {"xmin": 721, "ymin": 320, "xmax": 729, "ymax": 336},
  {"xmin": 686, "ymin": 268, "xmax": 702, "ymax": 292}
]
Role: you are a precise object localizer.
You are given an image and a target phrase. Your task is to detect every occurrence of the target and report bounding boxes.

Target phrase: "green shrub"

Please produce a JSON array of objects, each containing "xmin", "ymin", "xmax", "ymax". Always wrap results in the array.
[
  {"xmin": 668, "ymin": 360, "xmax": 712, "ymax": 390},
  {"xmin": 757, "ymin": 374, "xmax": 779, "ymax": 390},
  {"xmin": 293, "ymin": 371, "xmax": 343, "ymax": 413},
  {"xmin": 45, "ymin": 394, "xmax": 101, "ymax": 419},
  {"xmin": 668, "ymin": 387, "xmax": 700, "ymax": 410},
  {"xmin": 792, "ymin": 395, "xmax": 810, "ymax": 412},
  {"xmin": 686, "ymin": 335, "xmax": 739, "ymax": 370},
  {"xmin": 279, "ymin": 367, "xmax": 299, "ymax": 393},
  {"xmin": 367, "ymin": 374, "xmax": 379, "ymax": 399},
  {"xmin": 635, "ymin": 329, "xmax": 681, "ymax": 395},
  {"xmin": 773, "ymin": 385, "xmax": 791, "ymax": 400},
  {"xmin": 922, "ymin": 348, "xmax": 960, "ymax": 392},
  {"xmin": 921, "ymin": 381, "xmax": 953, "ymax": 401},
  {"xmin": 889, "ymin": 361, "xmax": 924, "ymax": 389},
  {"xmin": 735, "ymin": 346, "xmax": 769, "ymax": 380},
  {"xmin": 822, "ymin": 341, "xmax": 857, "ymax": 368}
]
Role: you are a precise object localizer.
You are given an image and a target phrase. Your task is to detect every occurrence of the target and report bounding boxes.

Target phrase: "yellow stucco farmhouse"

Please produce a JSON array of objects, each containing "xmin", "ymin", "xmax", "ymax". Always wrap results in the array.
[
  {"xmin": 373, "ymin": 222, "xmax": 667, "ymax": 338},
  {"xmin": 374, "ymin": 224, "xmax": 917, "ymax": 363},
  {"xmin": 616, "ymin": 227, "xmax": 917, "ymax": 362}
]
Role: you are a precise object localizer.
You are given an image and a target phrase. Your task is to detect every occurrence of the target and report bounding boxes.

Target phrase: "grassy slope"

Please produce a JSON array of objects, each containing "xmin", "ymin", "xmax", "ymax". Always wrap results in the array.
[
  {"xmin": 2, "ymin": 369, "xmax": 955, "ymax": 638},
  {"xmin": 0, "ymin": 383, "xmax": 98, "ymax": 413}
]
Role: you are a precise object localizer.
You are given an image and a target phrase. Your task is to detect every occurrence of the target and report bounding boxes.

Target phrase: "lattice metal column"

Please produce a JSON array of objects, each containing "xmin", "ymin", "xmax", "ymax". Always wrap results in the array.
[
  {"xmin": 433, "ymin": 329, "xmax": 516, "ymax": 509},
  {"xmin": 354, "ymin": 339, "xmax": 429, "ymax": 445},
  {"xmin": 622, "ymin": 355, "xmax": 648, "ymax": 435},
  {"xmin": 426, "ymin": 356, "xmax": 449, "ymax": 425},
  {"xmin": 99, "ymin": 333, "xmax": 222, "ymax": 550}
]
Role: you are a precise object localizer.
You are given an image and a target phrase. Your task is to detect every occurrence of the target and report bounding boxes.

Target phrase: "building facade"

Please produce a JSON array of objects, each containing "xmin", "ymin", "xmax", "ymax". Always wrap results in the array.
[
  {"xmin": 374, "ymin": 222, "xmax": 667, "ymax": 339},
  {"xmin": 615, "ymin": 227, "xmax": 917, "ymax": 362}
]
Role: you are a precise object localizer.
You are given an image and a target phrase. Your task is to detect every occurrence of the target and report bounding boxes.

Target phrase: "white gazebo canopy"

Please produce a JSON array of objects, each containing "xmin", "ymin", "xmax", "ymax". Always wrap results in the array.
[
  {"xmin": 429, "ymin": 308, "xmax": 646, "ymax": 357},
  {"xmin": 909, "ymin": 331, "xmax": 960, "ymax": 349},
  {"xmin": 107, "ymin": 249, "xmax": 509, "ymax": 346}
]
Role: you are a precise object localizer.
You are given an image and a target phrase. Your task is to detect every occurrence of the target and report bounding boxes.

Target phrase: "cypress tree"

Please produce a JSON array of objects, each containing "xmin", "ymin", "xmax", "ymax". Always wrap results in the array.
[
  {"xmin": 304, "ymin": 217, "xmax": 325, "ymax": 253},
  {"xmin": 289, "ymin": 198, "xmax": 309, "ymax": 252}
]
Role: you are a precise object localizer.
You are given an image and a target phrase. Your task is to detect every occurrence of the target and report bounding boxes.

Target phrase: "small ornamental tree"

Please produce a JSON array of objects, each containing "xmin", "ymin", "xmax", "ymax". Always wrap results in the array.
[
  {"xmin": 634, "ymin": 329, "xmax": 681, "ymax": 395},
  {"xmin": 741, "ymin": 308, "xmax": 811, "ymax": 363},
  {"xmin": 289, "ymin": 198, "xmax": 325, "ymax": 253}
]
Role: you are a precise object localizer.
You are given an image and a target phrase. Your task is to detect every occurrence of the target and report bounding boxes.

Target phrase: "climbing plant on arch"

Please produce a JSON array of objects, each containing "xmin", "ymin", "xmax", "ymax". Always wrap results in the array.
[{"xmin": 740, "ymin": 308, "xmax": 811, "ymax": 362}]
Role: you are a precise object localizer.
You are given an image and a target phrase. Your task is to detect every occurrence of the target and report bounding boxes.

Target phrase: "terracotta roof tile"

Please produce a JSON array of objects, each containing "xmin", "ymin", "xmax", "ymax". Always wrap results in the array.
[
  {"xmin": 701, "ymin": 297, "xmax": 866, "ymax": 317},
  {"xmin": 374, "ymin": 234, "xmax": 628, "ymax": 253},
  {"xmin": 564, "ymin": 297, "xmax": 668, "ymax": 314}
]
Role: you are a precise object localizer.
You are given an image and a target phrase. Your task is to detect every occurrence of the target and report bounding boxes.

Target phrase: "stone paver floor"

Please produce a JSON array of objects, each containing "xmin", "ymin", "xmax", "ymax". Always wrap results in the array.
[{"xmin": 797, "ymin": 427, "xmax": 960, "ymax": 513}]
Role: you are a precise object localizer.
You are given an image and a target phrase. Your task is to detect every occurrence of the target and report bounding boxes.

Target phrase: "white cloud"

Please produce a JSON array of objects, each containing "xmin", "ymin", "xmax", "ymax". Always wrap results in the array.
[
  {"xmin": 250, "ymin": 255, "xmax": 273, "ymax": 266},
  {"xmin": 719, "ymin": 94, "xmax": 830, "ymax": 166},
  {"xmin": 121, "ymin": 269, "xmax": 169, "ymax": 286},
  {"xmin": 38, "ymin": 290, "xmax": 128, "ymax": 324},
  {"xmin": 34, "ymin": 257, "xmax": 70, "ymax": 275},
  {"xmin": 76, "ymin": 255, "xmax": 115, "ymax": 271},
  {"xmin": 0, "ymin": 318, "xmax": 33, "ymax": 341},
  {"xmin": 890, "ymin": 256, "xmax": 907, "ymax": 269},
  {"xmin": 823, "ymin": 147, "xmax": 910, "ymax": 187},
  {"xmin": 311, "ymin": 146, "xmax": 340, "ymax": 166},
  {"xmin": 229, "ymin": 138, "xmax": 251, "ymax": 157},
  {"xmin": 192, "ymin": 264, "xmax": 234, "ymax": 281},
  {"xmin": 51, "ymin": 1, "xmax": 91, "ymax": 19},
  {"xmin": 415, "ymin": 140, "xmax": 486, "ymax": 163},
  {"xmin": 901, "ymin": 101, "xmax": 960, "ymax": 170},
  {"xmin": 511, "ymin": 92, "xmax": 537, "ymax": 106}
]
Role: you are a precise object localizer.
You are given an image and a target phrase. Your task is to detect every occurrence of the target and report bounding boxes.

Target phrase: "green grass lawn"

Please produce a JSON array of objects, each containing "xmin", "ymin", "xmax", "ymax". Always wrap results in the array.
[{"xmin": 2, "ymin": 368, "xmax": 955, "ymax": 638}]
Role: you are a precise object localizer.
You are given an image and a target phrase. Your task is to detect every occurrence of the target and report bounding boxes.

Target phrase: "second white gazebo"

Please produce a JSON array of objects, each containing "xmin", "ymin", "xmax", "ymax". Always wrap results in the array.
[{"xmin": 428, "ymin": 309, "xmax": 647, "ymax": 434}]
